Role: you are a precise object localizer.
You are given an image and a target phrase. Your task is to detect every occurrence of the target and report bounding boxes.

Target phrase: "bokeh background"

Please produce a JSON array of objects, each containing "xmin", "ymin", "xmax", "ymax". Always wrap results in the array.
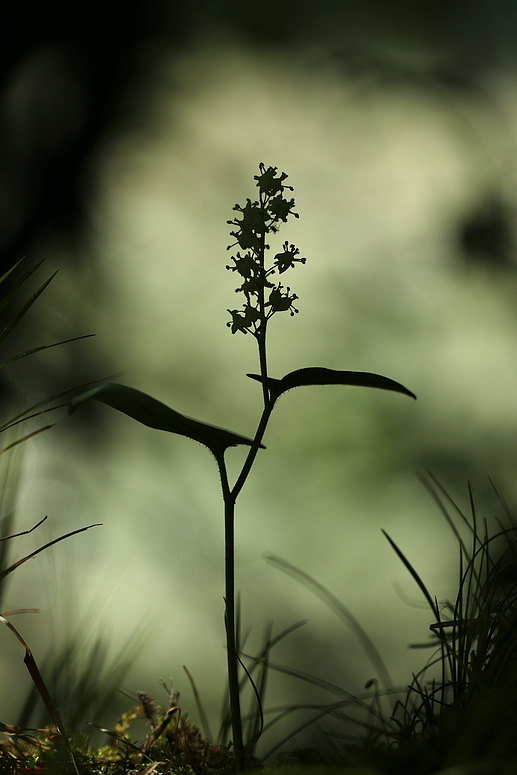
[{"xmin": 2, "ymin": 0, "xmax": 517, "ymax": 756}]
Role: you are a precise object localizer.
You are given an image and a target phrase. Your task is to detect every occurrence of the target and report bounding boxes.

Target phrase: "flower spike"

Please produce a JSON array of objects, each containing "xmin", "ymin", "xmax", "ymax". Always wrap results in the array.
[{"xmin": 226, "ymin": 164, "xmax": 306, "ymax": 336}]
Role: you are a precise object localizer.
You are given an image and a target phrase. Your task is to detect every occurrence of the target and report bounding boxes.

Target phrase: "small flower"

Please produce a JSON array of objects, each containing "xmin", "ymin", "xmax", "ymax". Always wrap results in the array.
[
  {"xmin": 227, "ymin": 304, "xmax": 261, "ymax": 335},
  {"xmin": 239, "ymin": 275, "xmax": 273, "ymax": 295},
  {"xmin": 228, "ymin": 229, "xmax": 263, "ymax": 252},
  {"xmin": 227, "ymin": 199, "xmax": 267, "ymax": 237},
  {"xmin": 227, "ymin": 199, "xmax": 270, "ymax": 251},
  {"xmin": 268, "ymin": 195, "xmax": 298, "ymax": 223},
  {"xmin": 254, "ymin": 163, "xmax": 293, "ymax": 197},
  {"xmin": 226, "ymin": 252, "xmax": 259, "ymax": 279},
  {"xmin": 273, "ymin": 242, "xmax": 306, "ymax": 274},
  {"xmin": 266, "ymin": 285, "xmax": 299, "ymax": 316}
]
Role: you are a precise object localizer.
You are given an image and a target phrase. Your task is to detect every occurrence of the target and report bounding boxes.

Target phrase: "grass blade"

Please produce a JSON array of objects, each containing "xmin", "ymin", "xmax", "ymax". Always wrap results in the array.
[
  {"xmin": 0, "ymin": 269, "xmax": 58, "ymax": 349},
  {"xmin": 381, "ymin": 531, "xmax": 439, "ymax": 618},
  {"xmin": 183, "ymin": 665, "xmax": 214, "ymax": 742},
  {"xmin": 0, "ymin": 613, "xmax": 79, "ymax": 774},
  {"xmin": 0, "ymin": 522, "xmax": 101, "ymax": 580},
  {"xmin": 265, "ymin": 554, "xmax": 393, "ymax": 692},
  {"xmin": 0, "ymin": 258, "xmax": 45, "ymax": 316},
  {"xmin": 0, "ymin": 333, "xmax": 95, "ymax": 371},
  {"xmin": 0, "ymin": 374, "xmax": 123, "ymax": 435}
]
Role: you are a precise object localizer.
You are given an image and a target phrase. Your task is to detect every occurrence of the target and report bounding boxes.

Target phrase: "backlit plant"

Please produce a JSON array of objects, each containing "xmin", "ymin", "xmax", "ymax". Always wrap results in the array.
[{"xmin": 69, "ymin": 164, "xmax": 416, "ymax": 771}]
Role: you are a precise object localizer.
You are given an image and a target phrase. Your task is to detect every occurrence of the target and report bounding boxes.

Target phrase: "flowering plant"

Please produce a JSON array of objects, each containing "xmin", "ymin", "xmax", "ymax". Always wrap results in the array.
[
  {"xmin": 68, "ymin": 165, "xmax": 416, "ymax": 771},
  {"xmin": 226, "ymin": 163, "xmax": 305, "ymax": 339}
]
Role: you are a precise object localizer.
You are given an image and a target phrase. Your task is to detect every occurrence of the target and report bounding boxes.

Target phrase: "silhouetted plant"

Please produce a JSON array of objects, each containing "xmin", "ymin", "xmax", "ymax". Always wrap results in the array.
[{"xmin": 68, "ymin": 164, "xmax": 416, "ymax": 771}]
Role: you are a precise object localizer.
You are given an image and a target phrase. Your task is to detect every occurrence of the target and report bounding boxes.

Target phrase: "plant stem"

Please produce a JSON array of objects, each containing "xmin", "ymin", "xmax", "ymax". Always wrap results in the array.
[
  {"xmin": 224, "ymin": 494, "xmax": 245, "ymax": 771},
  {"xmin": 257, "ymin": 193, "xmax": 270, "ymax": 412},
  {"xmin": 219, "ymin": 186, "xmax": 275, "ymax": 772},
  {"xmin": 219, "ymin": 403, "xmax": 272, "ymax": 773},
  {"xmin": 218, "ymin": 459, "xmax": 245, "ymax": 771},
  {"xmin": 232, "ymin": 406, "xmax": 271, "ymax": 500}
]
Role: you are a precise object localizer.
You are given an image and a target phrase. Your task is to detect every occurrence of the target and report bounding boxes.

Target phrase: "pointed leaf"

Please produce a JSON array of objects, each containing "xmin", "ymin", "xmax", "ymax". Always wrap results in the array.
[
  {"xmin": 0, "ymin": 257, "xmax": 46, "ymax": 318},
  {"xmin": 0, "ymin": 375, "xmax": 123, "ymax": 435},
  {"xmin": 0, "ymin": 522, "xmax": 101, "ymax": 580},
  {"xmin": 265, "ymin": 553, "xmax": 393, "ymax": 690},
  {"xmin": 0, "ymin": 268, "xmax": 58, "ymax": 348},
  {"xmin": 68, "ymin": 383, "xmax": 264, "ymax": 457},
  {"xmin": 247, "ymin": 367, "xmax": 416, "ymax": 406},
  {"xmin": 22, "ymin": 645, "xmax": 80, "ymax": 774},
  {"xmin": 0, "ymin": 333, "xmax": 95, "ymax": 371},
  {"xmin": 0, "ymin": 256, "xmax": 25, "ymax": 291},
  {"xmin": 0, "ymin": 424, "xmax": 55, "ymax": 456}
]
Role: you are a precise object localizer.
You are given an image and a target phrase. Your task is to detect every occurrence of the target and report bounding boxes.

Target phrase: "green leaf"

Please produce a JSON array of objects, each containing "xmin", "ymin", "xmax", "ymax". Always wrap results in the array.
[
  {"xmin": 68, "ymin": 383, "xmax": 265, "ymax": 458},
  {"xmin": 247, "ymin": 367, "xmax": 416, "ymax": 406}
]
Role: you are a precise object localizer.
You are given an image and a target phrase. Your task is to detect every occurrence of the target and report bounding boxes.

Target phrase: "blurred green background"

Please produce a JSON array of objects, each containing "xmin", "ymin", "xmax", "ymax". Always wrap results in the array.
[{"xmin": 2, "ymin": 0, "xmax": 517, "ymax": 756}]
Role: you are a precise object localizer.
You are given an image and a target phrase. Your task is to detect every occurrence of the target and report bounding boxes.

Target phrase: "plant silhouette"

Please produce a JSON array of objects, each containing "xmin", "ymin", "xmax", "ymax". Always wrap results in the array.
[{"xmin": 69, "ymin": 164, "xmax": 416, "ymax": 771}]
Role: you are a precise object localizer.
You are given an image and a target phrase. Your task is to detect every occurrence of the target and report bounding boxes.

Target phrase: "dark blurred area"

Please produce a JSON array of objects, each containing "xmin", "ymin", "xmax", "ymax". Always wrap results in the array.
[
  {"xmin": 1, "ymin": 0, "xmax": 516, "ymax": 430},
  {"xmin": 0, "ymin": 0, "xmax": 186, "ymax": 274},
  {"xmin": 2, "ymin": 0, "xmax": 517, "ymax": 279},
  {"xmin": 2, "ymin": 0, "xmax": 516, "ymax": 278}
]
